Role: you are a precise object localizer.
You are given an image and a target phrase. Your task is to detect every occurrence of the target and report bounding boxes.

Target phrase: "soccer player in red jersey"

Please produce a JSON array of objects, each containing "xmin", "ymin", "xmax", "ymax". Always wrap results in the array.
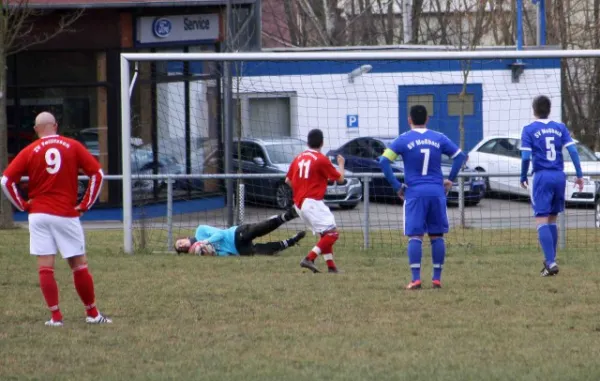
[
  {"xmin": 1, "ymin": 112, "xmax": 111, "ymax": 326},
  {"xmin": 286, "ymin": 129, "xmax": 345, "ymax": 273}
]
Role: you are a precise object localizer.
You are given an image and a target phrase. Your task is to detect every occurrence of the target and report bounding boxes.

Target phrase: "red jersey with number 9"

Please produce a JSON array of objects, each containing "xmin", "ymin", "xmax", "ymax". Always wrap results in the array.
[
  {"xmin": 287, "ymin": 149, "xmax": 341, "ymax": 208},
  {"xmin": 1, "ymin": 135, "xmax": 104, "ymax": 217}
]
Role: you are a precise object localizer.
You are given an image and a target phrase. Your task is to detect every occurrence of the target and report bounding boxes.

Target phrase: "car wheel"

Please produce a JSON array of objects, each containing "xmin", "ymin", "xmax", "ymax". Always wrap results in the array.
[
  {"xmin": 77, "ymin": 180, "xmax": 87, "ymax": 200},
  {"xmin": 595, "ymin": 198, "xmax": 600, "ymax": 228},
  {"xmin": 339, "ymin": 202, "xmax": 358, "ymax": 210},
  {"xmin": 275, "ymin": 183, "xmax": 293, "ymax": 209}
]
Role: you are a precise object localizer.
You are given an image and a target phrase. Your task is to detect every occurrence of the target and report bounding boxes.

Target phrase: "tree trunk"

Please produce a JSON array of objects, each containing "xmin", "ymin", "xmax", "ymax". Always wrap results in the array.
[
  {"xmin": 283, "ymin": 0, "xmax": 299, "ymax": 46},
  {"xmin": 411, "ymin": 0, "xmax": 423, "ymax": 43},
  {"xmin": 0, "ymin": 47, "xmax": 14, "ymax": 228}
]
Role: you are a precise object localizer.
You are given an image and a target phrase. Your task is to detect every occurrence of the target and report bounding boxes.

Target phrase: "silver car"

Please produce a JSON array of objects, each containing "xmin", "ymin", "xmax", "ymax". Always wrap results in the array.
[{"xmin": 232, "ymin": 137, "xmax": 363, "ymax": 209}]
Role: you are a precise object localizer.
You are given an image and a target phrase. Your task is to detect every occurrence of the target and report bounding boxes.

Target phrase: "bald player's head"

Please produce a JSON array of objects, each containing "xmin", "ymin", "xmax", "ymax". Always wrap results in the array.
[{"xmin": 33, "ymin": 112, "xmax": 58, "ymax": 138}]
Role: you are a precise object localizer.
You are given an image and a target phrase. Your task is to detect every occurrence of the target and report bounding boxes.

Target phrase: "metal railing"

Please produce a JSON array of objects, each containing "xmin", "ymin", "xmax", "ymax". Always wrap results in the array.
[
  {"xmin": 118, "ymin": 171, "xmax": 600, "ymax": 253},
  {"xmin": 18, "ymin": 171, "xmax": 599, "ymax": 253}
]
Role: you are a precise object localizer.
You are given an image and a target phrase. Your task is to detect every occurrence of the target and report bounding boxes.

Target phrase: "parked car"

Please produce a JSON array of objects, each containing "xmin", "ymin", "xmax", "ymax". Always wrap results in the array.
[
  {"xmin": 468, "ymin": 135, "xmax": 600, "ymax": 204},
  {"xmin": 74, "ymin": 128, "xmax": 188, "ymax": 195},
  {"xmin": 325, "ymin": 137, "xmax": 486, "ymax": 206},
  {"xmin": 229, "ymin": 137, "xmax": 363, "ymax": 209}
]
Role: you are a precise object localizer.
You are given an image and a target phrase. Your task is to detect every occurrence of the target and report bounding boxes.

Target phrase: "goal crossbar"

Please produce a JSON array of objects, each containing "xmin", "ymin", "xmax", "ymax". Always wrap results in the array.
[
  {"xmin": 119, "ymin": 48, "xmax": 600, "ymax": 254},
  {"xmin": 121, "ymin": 49, "xmax": 600, "ymax": 63}
]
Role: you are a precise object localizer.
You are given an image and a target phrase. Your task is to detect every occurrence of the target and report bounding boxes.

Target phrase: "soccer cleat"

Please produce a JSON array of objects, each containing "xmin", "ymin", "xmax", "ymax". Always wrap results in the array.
[
  {"xmin": 288, "ymin": 231, "xmax": 306, "ymax": 246},
  {"xmin": 540, "ymin": 262, "xmax": 559, "ymax": 277},
  {"xmin": 44, "ymin": 319, "xmax": 63, "ymax": 327},
  {"xmin": 282, "ymin": 207, "xmax": 299, "ymax": 222},
  {"xmin": 432, "ymin": 280, "xmax": 442, "ymax": 289},
  {"xmin": 405, "ymin": 280, "xmax": 422, "ymax": 290},
  {"xmin": 300, "ymin": 258, "xmax": 320, "ymax": 273},
  {"xmin": 328, "ymin": 268, "xmax": 343, "ymax": 274},
  {"xmin": 86, "ymin": 314, "xmax": 113, "ymax": 324}
]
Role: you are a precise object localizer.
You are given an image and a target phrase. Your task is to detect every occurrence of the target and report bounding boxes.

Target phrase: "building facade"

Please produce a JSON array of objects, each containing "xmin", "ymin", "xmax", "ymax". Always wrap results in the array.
[
  {"xmin": 234, "ymin": 53, "xmax": 561, "ymax": 154},
  {"xmin": 7, "ymin": 0, "xmax": 258, "ymax": 218}
]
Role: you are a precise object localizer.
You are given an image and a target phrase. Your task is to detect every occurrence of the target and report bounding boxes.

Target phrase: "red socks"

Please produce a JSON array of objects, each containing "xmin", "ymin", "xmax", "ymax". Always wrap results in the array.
[
  {"xmin": 305, "ymin": 246, "xmax": 320, "ymax": 262},
  {"xmin": 305, "ymin": 232, "xmax": 339, "ymax": 270},
  {"xmin": 39, "ymin": 267, "xmax": 63, "ymax": 322},
  {"xmin": 72, "ymin": 264, "xmax": 98, "ymax": 318},
  {"xmin": 320, "ymin": 232, "xmax": 339, "ymax": 270}
]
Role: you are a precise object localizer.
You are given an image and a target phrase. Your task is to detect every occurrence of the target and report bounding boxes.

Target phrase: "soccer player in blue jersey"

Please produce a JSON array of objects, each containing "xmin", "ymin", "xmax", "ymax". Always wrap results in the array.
[
  {"xmin": 520, "ymin": 95, "xmax": 584, "ymax": 277},
  {"xmin": 379, "ymin": 105, "xmax": 466, "ymax": 289}
]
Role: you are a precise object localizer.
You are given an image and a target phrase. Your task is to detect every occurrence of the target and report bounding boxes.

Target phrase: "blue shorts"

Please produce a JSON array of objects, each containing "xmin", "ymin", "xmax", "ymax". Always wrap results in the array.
[
  {"xmin": 531, "ymin": 170, "xmax": 566, "ymax": 217},
  {"xmin": 403, "ymin": 196, "xmax": 449, "ymax": 236}
]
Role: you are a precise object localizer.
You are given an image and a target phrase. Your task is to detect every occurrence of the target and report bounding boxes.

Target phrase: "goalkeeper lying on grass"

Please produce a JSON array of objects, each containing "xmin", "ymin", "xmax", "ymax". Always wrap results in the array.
[{"xmin": 174, "ymin": 209, "xmax": 305, "ymax": 256}]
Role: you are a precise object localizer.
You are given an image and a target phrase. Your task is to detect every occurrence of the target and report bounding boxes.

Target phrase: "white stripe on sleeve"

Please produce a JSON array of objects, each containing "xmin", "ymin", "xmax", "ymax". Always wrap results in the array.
[{"xmin": 1, "ymin": 176, "xmax": 25, "ymax": 211}]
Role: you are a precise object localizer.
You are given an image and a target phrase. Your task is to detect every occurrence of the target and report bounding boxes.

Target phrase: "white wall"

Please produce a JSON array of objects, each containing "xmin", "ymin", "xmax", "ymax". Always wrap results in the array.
[
  {"xmin": 156, "ymin": 78, "xmax": 210, "ymax": 173},
  {"xmin": 236, "ymin": 67, "xmax": 561, "ymax": 153}
]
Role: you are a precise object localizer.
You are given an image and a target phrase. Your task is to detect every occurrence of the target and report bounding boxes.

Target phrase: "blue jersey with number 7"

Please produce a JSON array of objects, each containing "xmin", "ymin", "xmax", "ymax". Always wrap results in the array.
[
  {"xmin": 520, "ymin": 120, "xmax": 574, "ymax": 173},
  {"xmin": 383, "ymin": 129, "xmax": 461, "ymax": 198}
]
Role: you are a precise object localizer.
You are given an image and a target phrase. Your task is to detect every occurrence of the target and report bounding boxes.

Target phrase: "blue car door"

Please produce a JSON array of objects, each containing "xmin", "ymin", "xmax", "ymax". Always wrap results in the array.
[
  {"xmin": 340, "ymin": 138, "xmax": 373, "ymax": 173},
  {"xmin": 363, "ymin": 138, "xmax": 398, "ymax": 197}
]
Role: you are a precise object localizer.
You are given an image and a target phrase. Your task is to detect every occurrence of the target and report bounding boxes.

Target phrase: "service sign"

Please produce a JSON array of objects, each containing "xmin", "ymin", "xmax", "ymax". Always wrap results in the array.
[{"xmin": 137, "ymin": 13, "xmax": 221, "ymax": 45}]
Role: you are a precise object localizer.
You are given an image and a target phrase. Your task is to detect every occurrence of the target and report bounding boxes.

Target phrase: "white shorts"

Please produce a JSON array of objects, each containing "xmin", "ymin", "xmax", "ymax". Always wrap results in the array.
[
  {"xmin": 28, "ymin": 213, "xmax": 86, "ymax": 258},
  {"xmin": 294, "ymin": 198, "xmax": 336, "ymax": 234}
]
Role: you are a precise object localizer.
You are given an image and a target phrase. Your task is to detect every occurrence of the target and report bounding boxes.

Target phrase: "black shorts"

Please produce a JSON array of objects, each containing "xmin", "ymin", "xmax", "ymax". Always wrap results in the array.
[{"xmin": 233, "ymin": 225, "xmax": 254, "ymax": 256}]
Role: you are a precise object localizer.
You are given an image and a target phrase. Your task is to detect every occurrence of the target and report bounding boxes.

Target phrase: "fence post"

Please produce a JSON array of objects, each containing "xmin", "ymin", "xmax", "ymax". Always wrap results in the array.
[
  {"xmin": 458, "ymin": 176, "xmax": 465, "ymax": 228},
  {"xmin": 362, "ymin": 176, "xmax": 370, "ymax": 249},
  {"xmin": 238, "ymin": 182, "xmax": 245, "ymax": 225},
  {"xmin": 166, "ymin": 177, "xmax": 174, "ymax": 251},
  {"xmin": 559, "ymin": 211, "xmax": 566, "ymax": 250}
]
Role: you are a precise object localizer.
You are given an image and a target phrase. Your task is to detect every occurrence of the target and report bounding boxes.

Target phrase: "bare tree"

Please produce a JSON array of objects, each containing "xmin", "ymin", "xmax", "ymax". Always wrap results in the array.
[
  {"xmin": 0, "ymin": 0, "xmax": 82, "ymax": 228},
  {"xmin": 545, "ymin": 0, "xmax": 600, "ymax": 150},
  {"xmin": 419, "ymin": 0, "xmax": 493, "ymax": 227}
]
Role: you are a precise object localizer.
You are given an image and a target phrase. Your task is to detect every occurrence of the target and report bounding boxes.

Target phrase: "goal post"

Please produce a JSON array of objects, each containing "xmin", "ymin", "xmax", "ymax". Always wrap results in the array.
[{"xmin": 120, "ymin": 48, "xmax": 600, "ymax": 255}]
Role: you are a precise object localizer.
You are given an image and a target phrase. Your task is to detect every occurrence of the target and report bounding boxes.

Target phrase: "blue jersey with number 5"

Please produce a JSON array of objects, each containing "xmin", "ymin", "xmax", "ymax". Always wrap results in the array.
[
  {"xmin": 384, "ymin": 129, "xmax": 461, "ymax": 198},
  {"xmin": 520, "ymin": 120, "xmax": 574, "ymax": 173}
]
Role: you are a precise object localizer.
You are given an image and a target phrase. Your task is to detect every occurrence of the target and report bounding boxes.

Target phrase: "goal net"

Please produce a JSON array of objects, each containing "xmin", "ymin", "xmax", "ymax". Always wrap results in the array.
[{"xmin": 121, "ymin": 49, "xmax": 600, "ymax": 255}]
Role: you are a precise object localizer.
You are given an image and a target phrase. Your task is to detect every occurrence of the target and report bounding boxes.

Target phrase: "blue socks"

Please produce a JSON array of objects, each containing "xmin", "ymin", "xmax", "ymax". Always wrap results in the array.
[
  {"xmin": 549, "ymin": 223, "xmax": 558, "ymax": 254},
  {"xmin": 407, "ymin": 238, "xmax": 422, "ymax": 282},
  {"xmin": 431, "ymin": 238, "xmax": 445, "ymax": 281},
  {"xmin": 538, "ymin": 224, "xmax": 556, "ymax": 267}
]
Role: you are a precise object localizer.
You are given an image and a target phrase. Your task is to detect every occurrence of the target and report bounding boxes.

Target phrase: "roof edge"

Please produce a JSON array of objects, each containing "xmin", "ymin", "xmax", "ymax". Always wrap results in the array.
[
  {"xmin": 264, "ymin": 44, "xmax": 562, "ymax": 53},
  {"xmin": 20, "ymin": 0, "xmax": 254, "ymax": 9}
]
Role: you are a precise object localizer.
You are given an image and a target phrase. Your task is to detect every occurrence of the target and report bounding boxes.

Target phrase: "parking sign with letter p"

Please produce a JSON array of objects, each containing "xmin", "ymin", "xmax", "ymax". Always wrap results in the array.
[{"xmin": 347, "ymin": 115, "xmax": 359, "ymax": 128}]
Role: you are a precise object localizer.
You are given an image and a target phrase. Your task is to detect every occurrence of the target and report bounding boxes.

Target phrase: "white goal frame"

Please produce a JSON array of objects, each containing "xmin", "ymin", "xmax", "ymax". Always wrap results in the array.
[{"xmin": 120, "ymin": 49, "xmax": 600, "ymax": 254}]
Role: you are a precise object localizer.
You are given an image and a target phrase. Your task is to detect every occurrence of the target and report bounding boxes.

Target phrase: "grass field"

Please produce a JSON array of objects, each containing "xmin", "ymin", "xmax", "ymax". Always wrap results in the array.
[{"xmin": 2, "ymin": 227, "xmax": 600, "ymax": 381}]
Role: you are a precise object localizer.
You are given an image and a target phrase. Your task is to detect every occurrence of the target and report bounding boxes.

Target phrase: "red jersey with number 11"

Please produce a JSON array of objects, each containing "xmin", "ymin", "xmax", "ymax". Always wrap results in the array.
[
  {"xmin": 1, "ymin": 135, "xmax": 104, "ymax": 217},
  {"xmin": 287, "ymin": 149, "xmax": 341, "ymax": 208}
]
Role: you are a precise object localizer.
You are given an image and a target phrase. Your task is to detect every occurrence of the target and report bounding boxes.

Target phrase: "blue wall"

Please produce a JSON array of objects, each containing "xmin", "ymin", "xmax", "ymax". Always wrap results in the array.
[
  {"xmin": 13, "ymin": 196, "xmax": 225, "ymax": 222},
  {"xmin": 235, "ymin": 58, "xmax": 560, "ymax": 77}
]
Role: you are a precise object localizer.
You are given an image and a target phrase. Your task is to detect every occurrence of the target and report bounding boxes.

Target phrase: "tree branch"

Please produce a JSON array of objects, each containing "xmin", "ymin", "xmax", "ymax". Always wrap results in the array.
[{"xmin": 7, "ymin": 9, "xmax": 84, "ymax": 56}]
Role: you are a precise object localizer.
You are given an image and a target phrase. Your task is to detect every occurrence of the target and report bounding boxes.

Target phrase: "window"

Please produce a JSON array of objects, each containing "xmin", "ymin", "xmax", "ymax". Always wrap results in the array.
[
  {"xmin": 369, "ymin": 139, "xmax": 387, "ymax": 158},
  {"xmin": 406, "ymin": 94, "xmax": 434, "ymax": 116},
  {"xmin": 493, "ymin": 138, "xmax": 520, "ymax": 158},
  {"xmin": 343, "ymin": 140, "xmax": 362, "ymax": 156},
  {"xmin": 563, "ymin": 142, "xmax": 598, "ymax": 162},
  {"xmin": 447, "ymin": 93, "xmax": 474, "ymax": 116},
  {"xmin": 7, "ymin": 87, "xmax": 104, "ymax": 157},
  {"xmin": 265, "ymin": 143, "xmax": 305, "ymax": 164},
  {"xmin": 477, "ymin": 139, "xmax": 499, "ymax": 154},
  {"xmin": 240, "ymin": 143, "xmax": 263, "ymax": 162},
  {"xmin": 16, "ymin": 52, "xmax": 98, "ymax": 85}
]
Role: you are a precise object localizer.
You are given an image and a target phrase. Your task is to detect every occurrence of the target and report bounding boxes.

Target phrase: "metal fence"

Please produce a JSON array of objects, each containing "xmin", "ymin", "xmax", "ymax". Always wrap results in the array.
[{"xmin": 109, "ymin": 171, "xmax": 600, "ymax": 254}]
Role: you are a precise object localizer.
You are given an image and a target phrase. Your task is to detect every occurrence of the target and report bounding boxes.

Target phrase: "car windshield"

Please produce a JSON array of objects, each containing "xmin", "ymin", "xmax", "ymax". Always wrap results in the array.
[
  {"xmin": 266, "ymin": 143, "xmax": 307, "ymax": 164},
  {"xmin": 563, "ymin": 143, "xmax": 597, "ymax": 162},
  {"xmin": 375, "ymin": 139, "xmax": 404, "ymax": 162}
]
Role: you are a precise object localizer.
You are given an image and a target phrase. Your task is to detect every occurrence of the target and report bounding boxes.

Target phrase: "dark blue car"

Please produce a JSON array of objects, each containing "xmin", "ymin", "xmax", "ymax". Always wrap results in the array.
[{"xmin": 326, "ymin": 137, "xmax": 485, "ymax": 206}]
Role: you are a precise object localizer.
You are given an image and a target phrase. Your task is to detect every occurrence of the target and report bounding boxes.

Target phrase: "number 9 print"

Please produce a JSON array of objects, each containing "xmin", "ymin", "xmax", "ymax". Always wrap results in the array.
[{"xmin": 45, "ymin": 148, "xmax": 62, "ymax": 174}]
